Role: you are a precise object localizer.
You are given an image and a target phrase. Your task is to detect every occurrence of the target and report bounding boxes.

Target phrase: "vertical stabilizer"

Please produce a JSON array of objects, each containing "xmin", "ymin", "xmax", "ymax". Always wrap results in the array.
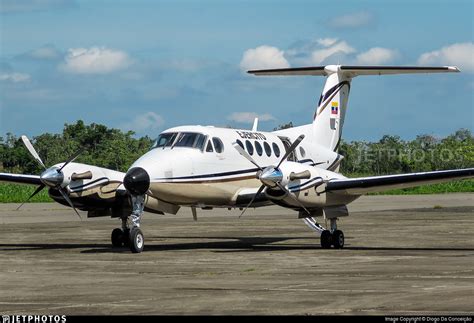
[{"xmin": 311, "ymin": 66, "xmax": 351, "ymax": 151}]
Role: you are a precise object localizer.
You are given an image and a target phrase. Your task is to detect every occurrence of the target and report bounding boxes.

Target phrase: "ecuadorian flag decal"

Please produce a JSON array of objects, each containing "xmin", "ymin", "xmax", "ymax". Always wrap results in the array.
[{"xmin": 331, "ymin": 101, "xmax": 339, "ymax": 115}]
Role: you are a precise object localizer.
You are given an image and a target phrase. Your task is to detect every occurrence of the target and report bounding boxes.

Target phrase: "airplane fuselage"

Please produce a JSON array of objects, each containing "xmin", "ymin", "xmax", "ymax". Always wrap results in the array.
[{"xmin": 128, "ymin": 125, "xmax": 354, "ymax": 209}]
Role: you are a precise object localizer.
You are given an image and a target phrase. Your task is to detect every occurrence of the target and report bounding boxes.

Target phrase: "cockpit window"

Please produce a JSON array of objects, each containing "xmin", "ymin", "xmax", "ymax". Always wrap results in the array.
[
  {"xmin": 153, "ymin": 132, "xmax": 177, "ymax": 148},
  {"xmin": 174, "ymin": 132, "xmax": 207, "ymax": 149},
  {"xmin": 212, "ymin": 137, "xmax": 224, "ymax": 153}
]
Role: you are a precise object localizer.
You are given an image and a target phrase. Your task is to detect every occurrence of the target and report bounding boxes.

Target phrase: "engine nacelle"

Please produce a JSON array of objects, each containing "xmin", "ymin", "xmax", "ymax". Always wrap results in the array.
[
  {"xmin": 48, "ymin": 162, "xmax": 125, "ymax": 211},
  {"xmin": 264, "ymin": 161, "xmax": 354, "ymax": 209}
]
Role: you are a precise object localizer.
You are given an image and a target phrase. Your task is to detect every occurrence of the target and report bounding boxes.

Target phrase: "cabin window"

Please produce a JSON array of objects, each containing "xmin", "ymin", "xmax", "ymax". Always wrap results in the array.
[
  {"xmin": 236, "ymin": 139, "xmax": 244, "ymax": 149},
  {"xmin": 299, "ymin": 146, "xmax": 306, "ymax": 158},
  {"xmin": 153, "ymin": 132, "xmax": 178, "ymax": 148},
  {"xmin": 263, "ymin": 142, "xmax": 271, "ymax": 157},
  {"xmin": 174, "ymin": 132, "xmax": 206, "ymax": 149},
  {"xmin": 245, "ymin": 140, "xmax": 254, "ymax": 155},
  {"xmin": 212, "ymin": 137, "xmax": 224, "ymax": 153},
  {"xmin": 255, "ymin": 141, "xmax": 263, "ymax": 156},
  {"xmin": 272, "ymin": 143, "xmax": 280, "ymax": 158}
]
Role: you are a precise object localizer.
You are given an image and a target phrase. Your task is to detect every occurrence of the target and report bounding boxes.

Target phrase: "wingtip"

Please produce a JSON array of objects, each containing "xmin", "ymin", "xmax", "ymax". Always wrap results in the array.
[{"xmin": 447, "ymin": 66, "xmax": 461, "ymax": 72}]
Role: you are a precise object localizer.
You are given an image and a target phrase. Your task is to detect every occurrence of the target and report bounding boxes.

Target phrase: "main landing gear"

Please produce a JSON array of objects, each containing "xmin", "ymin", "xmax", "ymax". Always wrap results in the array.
[
  {"xmin": 303, "ymin": 217, "xmax": 344, "ymax": 249},
  {"xmin": 111, "ymin": 195, "xmax": 146, "ymax": 253},
  {"xmin": 320, "ymin": 218, "xmax": 344, "ymax": 249}
]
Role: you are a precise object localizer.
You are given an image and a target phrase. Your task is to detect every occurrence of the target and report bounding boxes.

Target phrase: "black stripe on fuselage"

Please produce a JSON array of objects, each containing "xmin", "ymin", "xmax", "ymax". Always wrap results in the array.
[{"xmin": 154, "ymin": 167, "xmax": 260, "ymax": 182}]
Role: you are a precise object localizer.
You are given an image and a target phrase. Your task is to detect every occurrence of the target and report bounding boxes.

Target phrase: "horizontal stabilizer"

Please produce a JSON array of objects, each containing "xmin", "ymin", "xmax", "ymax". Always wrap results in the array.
[
  {"xmin": 326, "ymin": 168, "xmax": 474, "ymax": 195},
  {"xmin": 248, "ymin": 65, "xmax": 460, "ymax": 77}
]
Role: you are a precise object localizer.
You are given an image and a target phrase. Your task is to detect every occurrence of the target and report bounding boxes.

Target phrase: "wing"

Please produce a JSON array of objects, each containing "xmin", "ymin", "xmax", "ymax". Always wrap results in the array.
[
  {"xmin": 0, "ymin": 173, "xmax": 42, "ymax": 185},
  {"xmin": 326, "ymin": 168, "xmax": 474, "ymax": 195}
]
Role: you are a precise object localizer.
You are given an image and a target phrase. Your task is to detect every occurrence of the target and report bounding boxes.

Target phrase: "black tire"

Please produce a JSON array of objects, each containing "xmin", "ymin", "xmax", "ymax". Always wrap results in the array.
[
  {"xmin": 129, "ymin": 227, "xmax": 144, "ymax": 253},
  {"xmin": 320, "ymin": 230, "xmax": 332, "ymax": 249},
  {"xmin": 122, "ymin": 228, "xmax": 130, "ymax": 246},
  {"xmin": 111, "ymin": 228, "xmax": 124, "ymax": 247},
  {"xmin": 332, "ymin": 230, "xmax": 344, "ymax": 249}
]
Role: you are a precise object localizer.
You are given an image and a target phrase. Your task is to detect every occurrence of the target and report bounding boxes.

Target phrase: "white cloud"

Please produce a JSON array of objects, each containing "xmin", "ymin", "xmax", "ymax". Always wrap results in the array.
[
  {"xmin": 309, "ymin": 40, "xmax": 356, "ymax": 64},
  {"xmin": 418, "ymin": 42, "xmax": 474, "ymax": 72},
  {"xmin": 328, "ymin": 11, "xmax": 374, "ymax": 29},
  {"xmin": 61, "ymin": 47, "xmax": 132, "ymax": 74},
  {"xmin": 285, "ymin": 38, "xmax": 399, "ymax": 66},
  {"xmin": 121, "ymin": 112, "xmax": 165, "ymax": 134},
  {"xmin": 240, "ymin": 45, "xmax": 290, "ymax": 71},
  {"xmin": 316, "ymin": 38, "xmax": 339, "ymax": 47},
  {"xmin": 356, "ymin": 47, "xmax": 400, "ymax": 65},
  {"xmin": 228, "ymin": 112, "xmax": 275, "ymax": 123},
  {"xmin": 0, "ymin": 73, "xmax": 31, "ymax": 83}
]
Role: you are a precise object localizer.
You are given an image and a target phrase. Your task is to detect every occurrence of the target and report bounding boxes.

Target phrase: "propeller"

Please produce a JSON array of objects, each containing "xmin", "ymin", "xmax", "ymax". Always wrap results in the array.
[
  {"xmin": 233, "ymin": 134, "xmax": 311, "ymax": 217},
  {"xmin": 18, "ymin": 135, "xmax": 83, "ymax": 219}
]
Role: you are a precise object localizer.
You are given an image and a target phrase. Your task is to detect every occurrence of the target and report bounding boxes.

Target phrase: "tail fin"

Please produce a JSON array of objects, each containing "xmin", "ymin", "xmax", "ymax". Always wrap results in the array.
[{"xmin": 249, "ymin": 65, "xmax": 459, "ymax": 151}]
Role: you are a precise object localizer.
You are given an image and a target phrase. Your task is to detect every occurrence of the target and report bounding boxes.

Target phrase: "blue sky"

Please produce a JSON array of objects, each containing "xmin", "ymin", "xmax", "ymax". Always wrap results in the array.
[{"xmin": 0, "ymin": 0, "xmax": 472, "ymax": 141}]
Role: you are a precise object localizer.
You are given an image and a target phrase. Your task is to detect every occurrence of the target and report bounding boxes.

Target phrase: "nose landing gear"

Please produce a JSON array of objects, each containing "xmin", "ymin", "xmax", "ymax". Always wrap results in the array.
[{"xmin": 111, "ymin": 194, "xmax": 146, "ymax": 253}]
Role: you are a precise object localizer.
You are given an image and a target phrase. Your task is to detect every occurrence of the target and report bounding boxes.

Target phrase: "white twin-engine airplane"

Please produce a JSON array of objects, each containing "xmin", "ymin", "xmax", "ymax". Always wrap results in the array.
[{"xmin": 1, "ymin": 65, "xmax": 473, "ymax": 253}]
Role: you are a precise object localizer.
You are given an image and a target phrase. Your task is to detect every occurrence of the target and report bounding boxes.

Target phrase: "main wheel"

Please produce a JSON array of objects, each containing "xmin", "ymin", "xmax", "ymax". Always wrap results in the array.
[
  {"xmin": 129, "ymin": 227, "xmax": 145, "ymax": 253},
  {"xmin": 111, "ymin": 228, "xmax": 124, "ymax": 247},
  {"xmin": 332, "ymin": 230, "xmax": 344, "ymax": 249},
  {"xmin": 320, "ymin": 230, "xmax": 332, "ymax": 249}
]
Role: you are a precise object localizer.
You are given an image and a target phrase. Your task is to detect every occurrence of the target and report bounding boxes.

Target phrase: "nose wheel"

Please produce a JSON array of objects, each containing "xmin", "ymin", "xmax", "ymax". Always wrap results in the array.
[
  {"xmin": 129, "ymin": 227, "xmax": 144, "ymax": 253},
  {"xmin": 111, "ymin": 228, "xmax": 130, "ymax": 247}
]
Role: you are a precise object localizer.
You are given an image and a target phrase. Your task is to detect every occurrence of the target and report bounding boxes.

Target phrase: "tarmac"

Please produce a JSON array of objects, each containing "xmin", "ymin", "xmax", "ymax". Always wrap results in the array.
[{"xmin": 0, "ymin": 193, "xmax": 473, "ymax": 315}]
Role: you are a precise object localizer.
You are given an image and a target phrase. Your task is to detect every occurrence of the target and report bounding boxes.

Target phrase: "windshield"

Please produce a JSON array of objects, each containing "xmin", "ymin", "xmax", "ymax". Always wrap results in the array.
[
  {"xmin": 152, "ymin": 132, "xmax": 207, "ymax": 150},
  {"xmin": 174, "ymin": 132, "xmax": 207, "ymax": 150},
  {"xmin": 152, "ymin": 132, "xmax": 177, "ymax": 149}
]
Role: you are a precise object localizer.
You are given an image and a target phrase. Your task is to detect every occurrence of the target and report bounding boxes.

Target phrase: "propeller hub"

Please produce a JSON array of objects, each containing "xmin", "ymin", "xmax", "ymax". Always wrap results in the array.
[
  {"xmin": 40, "ymin": 168, "xmax": 64, "ymax": 187},
  {"xmin": 259, "ymin": 167, "xmax": 283, "ymax": 188},
  {"xmin": 124, "ymin": 167, "xmax": 150, "ymax": 195}
]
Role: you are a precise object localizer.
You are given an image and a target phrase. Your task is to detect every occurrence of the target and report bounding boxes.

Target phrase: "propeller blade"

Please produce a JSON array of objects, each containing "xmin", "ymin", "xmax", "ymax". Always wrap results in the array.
[
  {"xmin": 276, "ymin": 182, "xmax": 311, "ymax": 217},
  {"xmin": 16, "ymin": 184, "xmax": 46, "ymax": 210},
  {"xmin": 58, "ymin": 148, "xmax": 83, "ymax": 172},
  {"xmin": 20, "ymin": 135, "xmax": 46, "ymax": 169},
  {"xmin": 59, "ymin": 188, "xmax": 82, "ymax": 220},
  {"xmin": 240, "ymin": 184, "xmax": 265, "ymax": 218},
  {"xmin": 232, "ymin": 142, "xmax": 263, "ymax": 171},
  {"xmin": 276, "ymin": 134, "xmax": 305, "ymax": 169}
]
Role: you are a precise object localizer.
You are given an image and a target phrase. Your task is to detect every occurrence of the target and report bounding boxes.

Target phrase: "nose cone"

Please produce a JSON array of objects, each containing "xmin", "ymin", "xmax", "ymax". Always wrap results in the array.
[
  {"xmin": 40, "ymin": 168, "xmax": 64, "ymax": 187},
  {"xmin": 124, "ymin": 167, "xmax": 150, "ymax": 195},
  {"xmin": 260, "ymin": 167, "xmax": 283, "ymax": 188}
]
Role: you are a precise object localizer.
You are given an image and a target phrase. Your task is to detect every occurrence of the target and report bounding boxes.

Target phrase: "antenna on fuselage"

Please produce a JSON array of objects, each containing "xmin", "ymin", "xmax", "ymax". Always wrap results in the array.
[{"xmin": 252, "ymin": 118, "xmax": 259, "ymax": 131}]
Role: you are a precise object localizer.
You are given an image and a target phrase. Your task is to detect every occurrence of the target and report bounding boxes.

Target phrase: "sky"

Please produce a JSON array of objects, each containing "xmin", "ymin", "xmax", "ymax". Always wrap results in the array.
[{"xmin": 0, "ymin": 0, "xmax": 473, "ymax": 141}]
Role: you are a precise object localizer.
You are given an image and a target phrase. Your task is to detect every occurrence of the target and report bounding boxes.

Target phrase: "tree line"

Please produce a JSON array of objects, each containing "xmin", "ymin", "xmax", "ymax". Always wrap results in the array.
[{"xmin": 0, "ymin": 120, "xmax": 473, "ymax": 176}]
